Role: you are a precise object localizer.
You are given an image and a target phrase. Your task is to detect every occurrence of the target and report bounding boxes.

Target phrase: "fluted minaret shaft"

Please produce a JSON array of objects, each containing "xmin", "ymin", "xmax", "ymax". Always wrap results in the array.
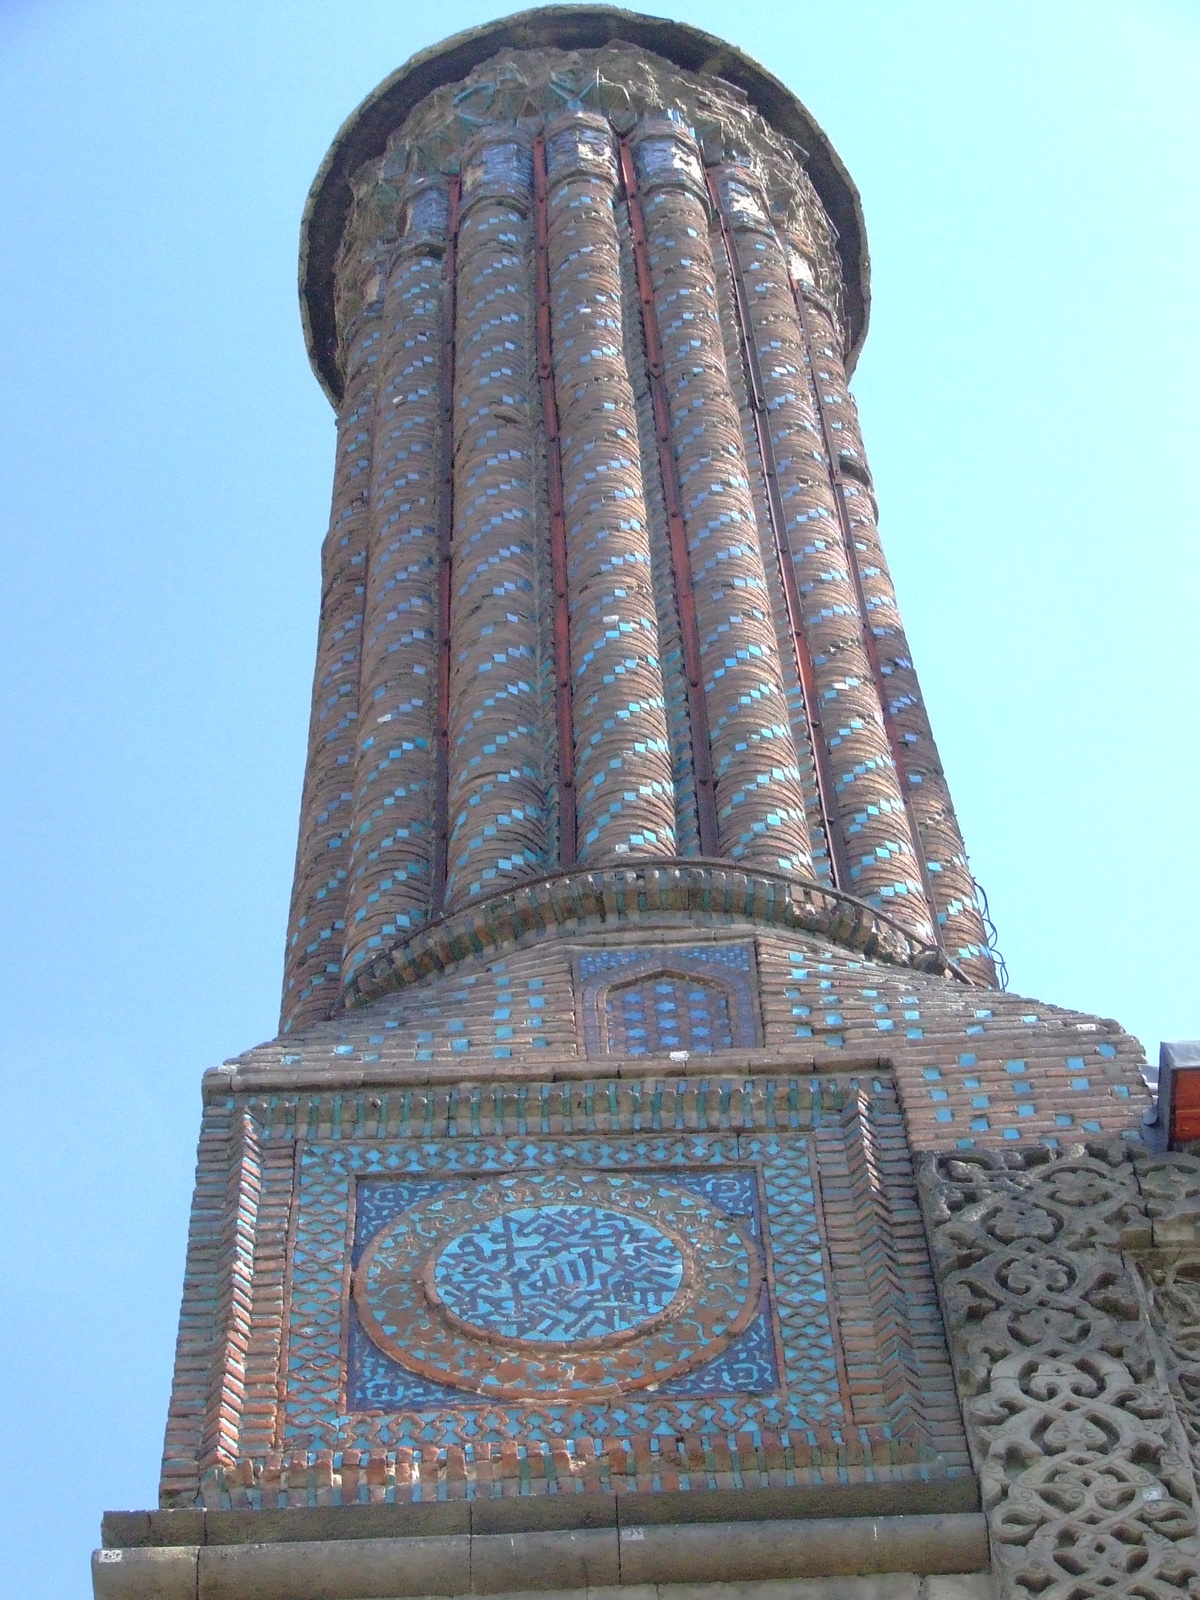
[
  {"xmin": 794, "ymin": 284, "xmax": 994, "ymax": 980},
  {"xmin": 280, "ymin": 287, "xmax": 377, "ymax": 1031},
  {"xmin": 709, "ymin": 169, "xmax": 933, "ymax": 941},
  {"xmin": 616, "ymin": 204, "xmax": 702, "ymax": 856},
  {"xmin": 341, "ymin": 185, "xmax": 450, "ymax": 981},
  {"xmin": 545, "ymin": 115, "xmax": 677, "ymax": 862},
  {"xmin": 443, "ymin": 135, "xmax": 549, "ymax": 909},
  {"xmin": 628, "ymin": 123, "xmax": 814, "ymax": 878},
  {"xmin": 282, "ymin": 41, "xmax": 1003, "ymax": 1025},
  {"xmin": 707, "ymin": 179, "xmax": 837, "ymax": 889}
]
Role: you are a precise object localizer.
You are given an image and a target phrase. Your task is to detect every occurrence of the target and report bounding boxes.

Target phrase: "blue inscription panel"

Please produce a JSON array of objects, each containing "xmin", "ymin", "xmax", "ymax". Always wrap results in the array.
[
  {"xmin": 432, "ymin": 1204, "xmax": 685, "ymax": 1341},
  {"xmin": 345, "ymin": 1166, "xmax": 780, "ymax": 1413}
]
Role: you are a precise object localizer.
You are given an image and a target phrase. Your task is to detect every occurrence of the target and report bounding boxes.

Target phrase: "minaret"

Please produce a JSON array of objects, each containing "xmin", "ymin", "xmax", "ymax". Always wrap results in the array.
[
  {"xmin": 279, "ymin": 10, "xmax": 1000, "ymax": 1037},
  {"xmin": 98, "ymin": 15, "xmax": 1192, "ymax": 1600}
]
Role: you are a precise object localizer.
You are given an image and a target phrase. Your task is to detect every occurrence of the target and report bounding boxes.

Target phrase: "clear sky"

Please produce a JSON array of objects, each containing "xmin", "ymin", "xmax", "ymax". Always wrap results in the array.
[{"xmin": 0, "ymin": 1, "xmax": 1197, "ymax": 1593}]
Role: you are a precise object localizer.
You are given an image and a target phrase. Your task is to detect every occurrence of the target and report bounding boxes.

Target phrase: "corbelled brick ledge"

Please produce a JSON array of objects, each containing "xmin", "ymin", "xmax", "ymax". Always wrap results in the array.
[{"xmin": 341, "ymin": 861, "xmax": 970, "ymax": 1013}]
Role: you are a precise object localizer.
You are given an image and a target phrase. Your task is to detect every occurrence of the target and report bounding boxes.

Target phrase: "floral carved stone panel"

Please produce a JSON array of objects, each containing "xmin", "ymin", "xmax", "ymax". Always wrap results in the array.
[{"xmin": 918, "ymin": 1143, "xmax": 1200, "ymax": 1600}]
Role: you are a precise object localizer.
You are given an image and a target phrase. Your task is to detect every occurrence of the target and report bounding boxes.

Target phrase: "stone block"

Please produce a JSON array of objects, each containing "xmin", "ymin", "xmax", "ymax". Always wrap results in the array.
[
  {"xmin": 617, "ymin": 1516, "xmax": 988, "ymax": 1586},
  {"xmin": 615, "ymin": 1483, "xmax": 977, "ymax": 1529},
  {"xmin": 204, "ymin": 1502, "xmax": 469, "ymax": 1543},
  {"xmin": 92, "ymin": 1546, "xmax": 199, "ymax": 1600},
  {"xmin": 471, "ymin": 1528, "xmax": 620, "ymax": 1594},
  {"xmin": 657, "ymin": 1581, "xmax": 921, "ymax": 1600},
  {"xmin": 470, "ymin": 1495, "xmax": 617, "ymax": 1535},
  {"xmin": 102, "ymin": 1511, "xmax": 205, "ymax": 1549},
  {"xmin": 921, "ymin": 1579, "xmax": 996, "ymax": 1600},
  {"xmin": 196, "ymin": 1533, "xmax": 469, "ymax": 1600}
]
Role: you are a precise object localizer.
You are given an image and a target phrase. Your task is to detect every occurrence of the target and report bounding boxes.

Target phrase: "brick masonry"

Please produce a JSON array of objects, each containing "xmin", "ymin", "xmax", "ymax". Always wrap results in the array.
[
  {"xmin": 280, "ymin": 23, "xmax": 997, "ymax": 1034},
  {"xmin": 157, "ymin": 892, "xmax": 1152, "ymax": 1512},
  {"xmin": 110, "ymin": 15, "xmax": 1187, "ymax": 1600}
]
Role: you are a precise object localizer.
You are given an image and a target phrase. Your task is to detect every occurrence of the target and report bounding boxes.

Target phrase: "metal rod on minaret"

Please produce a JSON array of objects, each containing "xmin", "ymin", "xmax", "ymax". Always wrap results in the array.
[
  {"xmin": 429, "ymin": 176, "xmax": 459, "ymax": 918},
  {"xmin": 532, "ymin": 133, "xmax": 577, "ymax": 868}
]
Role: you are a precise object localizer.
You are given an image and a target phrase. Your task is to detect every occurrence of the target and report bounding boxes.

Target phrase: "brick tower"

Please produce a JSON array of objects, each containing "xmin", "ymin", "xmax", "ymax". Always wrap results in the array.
[{"xmin": 95, "ymin": 12, "xmax": 1200, "ymax": 1600}]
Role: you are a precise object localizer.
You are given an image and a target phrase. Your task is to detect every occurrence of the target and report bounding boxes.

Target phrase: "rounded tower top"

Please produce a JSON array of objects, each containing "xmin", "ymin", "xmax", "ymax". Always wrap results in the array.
[{"xmin": 299, "ymin": 4, "xmax": 870, "ymax": 404}]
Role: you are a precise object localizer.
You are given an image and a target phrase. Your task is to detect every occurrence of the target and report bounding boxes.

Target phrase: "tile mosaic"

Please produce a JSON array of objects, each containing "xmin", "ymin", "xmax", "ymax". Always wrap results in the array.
[
  {"xmin": 346, "ymin": 1166, "xmax": 779, "ymax": 1413},
  {"xmin": 578, "ymin": 943, "xmax": 759, "ymax": 1057},
  {"xmin": 286, "ymin": 1131, "xmax": 836, "ymax": 1452}
]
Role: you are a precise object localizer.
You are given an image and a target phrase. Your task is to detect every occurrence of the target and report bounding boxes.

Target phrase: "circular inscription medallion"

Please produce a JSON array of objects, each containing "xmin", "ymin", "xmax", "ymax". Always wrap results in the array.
[
  {"xmin": 428, "ymin": 1204, "xmax": 685, "ymax": 1344},
  {"xmin": 353, "ymin": 1171, "xmax": 761, "ymax": 1400}
]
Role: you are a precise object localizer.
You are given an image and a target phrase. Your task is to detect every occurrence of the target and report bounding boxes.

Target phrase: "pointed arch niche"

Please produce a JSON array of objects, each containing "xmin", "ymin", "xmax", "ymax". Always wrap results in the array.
[{"xmin": 577, "ymin": 944, "xmax": 762, "ymax": 1059}]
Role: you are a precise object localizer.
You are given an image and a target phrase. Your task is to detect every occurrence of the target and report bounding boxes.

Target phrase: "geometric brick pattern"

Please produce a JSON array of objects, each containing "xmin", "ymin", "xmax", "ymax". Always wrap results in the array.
[
  {"xmin": 162, "ymin": 1064, "xmax": 977, "ymax": 1511},
  {"xmin": 811, "ymin": 1096, "xmax": 928, "ymax": 1446},
  {"xmin": 139, "ymin": 35, "xmax": 1182, "ymax": 1600},
  {"xmin": 605, "ymin": 975, "xmax": 737, "ymax": 1056},
  {"xmin": 346, "ymin": 1167, "xmax": 780, "ymax": 1409},
  {"xmin": 285, "ymin": 1133, "xmax": 836, "ymax": 1454},
  {"xmin": 748, "ymin": 1136, "xmax": 840, "ymax": 1418},
  {"xmin": 714, "ymin": 165, "xmax": 932, "ymax": 936},
  {"xmin": 166, "ymin": 931, "xmax": 1147, "ymax": 1512},
  {"xmin": 239, "ymin": 921, "xmax": 1153, "ymax": 1156},
  {"xmin": 577, "ymin": 941, "xmax": 759, "ymax": 1057}
]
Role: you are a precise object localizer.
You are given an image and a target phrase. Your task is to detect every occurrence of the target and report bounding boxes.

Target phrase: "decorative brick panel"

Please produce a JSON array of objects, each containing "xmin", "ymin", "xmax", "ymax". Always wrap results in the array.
[{"xmin": 164, "ymin": 1066, "xmax": 974, "ymax": 1514}]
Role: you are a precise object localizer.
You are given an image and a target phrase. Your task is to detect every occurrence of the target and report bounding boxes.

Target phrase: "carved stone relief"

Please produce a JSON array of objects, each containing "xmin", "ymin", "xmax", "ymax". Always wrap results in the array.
[
  {"xmin": 918, "ymin": 1143, "xmax": 1200, "ymax": 1600},
  {"xmin": 1134, "ymin": 1154, "xmax": 1200, "ymax": 1493}
]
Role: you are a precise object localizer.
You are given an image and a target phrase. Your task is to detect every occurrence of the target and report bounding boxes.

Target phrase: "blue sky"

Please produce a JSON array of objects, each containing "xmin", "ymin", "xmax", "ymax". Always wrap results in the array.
[{"xmin": 1, "ymin": 2, "xmax": 1197, "ymax": 1593}]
